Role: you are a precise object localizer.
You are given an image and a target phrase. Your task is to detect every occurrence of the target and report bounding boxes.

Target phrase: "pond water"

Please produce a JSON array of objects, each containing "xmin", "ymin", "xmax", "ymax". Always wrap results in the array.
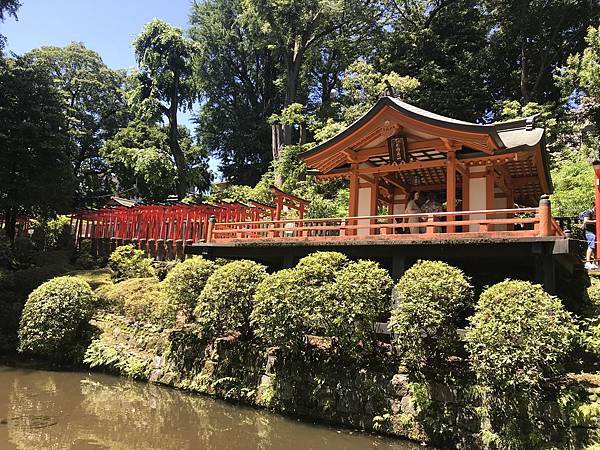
[{"xmin": 0, "ymin": 366, "xmax": 421, "ymax": 450}]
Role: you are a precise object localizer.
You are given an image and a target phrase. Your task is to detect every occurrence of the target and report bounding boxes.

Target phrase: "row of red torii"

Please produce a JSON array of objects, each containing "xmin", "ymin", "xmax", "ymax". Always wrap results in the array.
[{"xmin": 72, "ymin": 186, "xmax": 308, "ymax": 257}]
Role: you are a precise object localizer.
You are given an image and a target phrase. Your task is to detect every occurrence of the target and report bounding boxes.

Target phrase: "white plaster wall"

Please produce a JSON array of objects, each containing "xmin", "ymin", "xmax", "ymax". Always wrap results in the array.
[
  {"xmin": 357, "ymin": 187, "xmax": 371, "ymax": 236},
  {"xmin": 468, "ymin": 174, "xmax": 487, "ymax": 232}
]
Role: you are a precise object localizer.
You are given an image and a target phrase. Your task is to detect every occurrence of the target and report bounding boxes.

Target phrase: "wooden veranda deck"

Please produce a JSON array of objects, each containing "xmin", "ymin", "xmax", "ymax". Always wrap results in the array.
[
  {"xmin": 189, "ymin": 199, "xmax": 581, "ymax": 294},
  {"xmin": 205, "ymin": 202, "xmax": 563, "ymax": 244}
]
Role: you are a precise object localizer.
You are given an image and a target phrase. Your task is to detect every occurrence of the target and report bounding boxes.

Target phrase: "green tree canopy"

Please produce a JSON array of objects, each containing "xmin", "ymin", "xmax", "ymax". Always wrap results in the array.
[
  {"xmin": 25, "ymin": 43, "xmax": 130, "ymax": 204},
  {"xmin": 244, "ymin": 0, "xmax": 379, "ymax": 144},
  {"xmin": 0, "ymin": 55, "xmax": 75, "ymax": 240},
  {"xmin": 101, "ymin": 121, "xmax": 210, "ymax": 201},
  {"xmin": 131, "ymin": 19, "xmax": 201, "ymax": 198},
  {"xmin": 189, "ymin": 0, "xmax": 282, "ymax": 185}
]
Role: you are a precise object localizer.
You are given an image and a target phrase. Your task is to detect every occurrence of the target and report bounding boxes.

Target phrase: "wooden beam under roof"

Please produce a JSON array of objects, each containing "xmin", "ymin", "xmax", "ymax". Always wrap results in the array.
[
  {"xmin": 534, "ymin": 146, "xmax": 550, "ymax": 194},
  {"xmin": 345, "ymin": 138, "xmax": 447, "ymax": 161}
]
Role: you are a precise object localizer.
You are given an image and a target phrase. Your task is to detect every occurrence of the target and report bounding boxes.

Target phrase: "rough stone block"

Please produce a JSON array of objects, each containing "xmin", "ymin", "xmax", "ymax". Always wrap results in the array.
[
  {"xmin": 389, "ymin": 398, "xmax": 402, "ymax": 415},
  {"xmin": 400, "ymin": 396, "xmax": 416, "ymax": 415},
  {"xmin": 389, "ymin": 373, "xmax": 410, "ymax": 397},
  {"xmin": 431, "ymin": 383, "xmax": 459, "ymax": 403},
  {"xmin": 149, "ymin": 369, "xmax": 163, "ymax": 382},
  {"xmin": 265, "ymin": 354, "xmax": 277, "ymax": 374}
]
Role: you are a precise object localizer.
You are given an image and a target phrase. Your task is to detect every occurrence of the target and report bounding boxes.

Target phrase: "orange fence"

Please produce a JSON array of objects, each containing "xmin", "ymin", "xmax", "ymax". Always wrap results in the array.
[
  {"xmin": 72, "ymin": 201, "xmax": 275, "ymax": 257},
  {"xmin": 209, "ymin": 205, "xmax": 564, "ymax": 243}
]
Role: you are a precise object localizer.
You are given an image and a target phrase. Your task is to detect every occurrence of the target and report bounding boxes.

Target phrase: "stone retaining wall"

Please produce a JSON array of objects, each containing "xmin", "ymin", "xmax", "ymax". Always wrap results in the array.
[{"xmin": 86, "ymin": 313, "xmax": 600, "ymax": 448}]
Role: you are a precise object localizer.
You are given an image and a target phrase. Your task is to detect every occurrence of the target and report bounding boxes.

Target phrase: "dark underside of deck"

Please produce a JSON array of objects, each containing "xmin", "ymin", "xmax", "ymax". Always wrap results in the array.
[{"xmin": 187, "ymin": 236, "xmax": 583, "ymax": 294}]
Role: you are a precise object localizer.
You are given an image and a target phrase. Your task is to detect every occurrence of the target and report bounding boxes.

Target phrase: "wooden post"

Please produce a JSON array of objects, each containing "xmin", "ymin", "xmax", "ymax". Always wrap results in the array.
[
  {"xmin": 370, "ymin": 175, "xmax": 379, "ymax": 235},
  {"xmin": 446, "ymin": 151, "xmax": 456, "ymax": 233},
  {"xmin": 175, "ymin": 239, "xmax": 184, "ymax": 260},
  {"xmin": 461, "ymin": 172, "xmax": 469, "ymax": 233},
  {"xmin": 486, "ymin": 167, "xmax": 495, "ymax": 231},
  {"xmin": 156, "ymin": 239, "xmax": 165, "ymax": 261},
  {"xmin": 206, "ymin": 215, "xmax": 216, "ymax": 243},
  {"xmin": 426, "ymin": 214, "xmax": 435, "ymax": 235},
  {"xmin": 348, "ymin": 163, "xmax": 359, "ymax": 236},
  {"xmin": 392, "ymin": 255, "xmax": 406, "ymax": 281},
  {"xmin": 166, "ymin": 239, "xmax": 174, "ymax": 260},
  {"xmin": 538, "ymin": 194, "xmax": 552, "ymax": 236},
  {"xmin": 533, "ymin": 242, "xmax": 556, "ymax": 293}
]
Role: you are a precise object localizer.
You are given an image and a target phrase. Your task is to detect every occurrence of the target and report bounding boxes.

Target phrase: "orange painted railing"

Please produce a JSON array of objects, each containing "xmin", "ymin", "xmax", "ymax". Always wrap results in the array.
[{"xmin": 209, "ymin": 204, "xmax": 564, "ymax": 243}]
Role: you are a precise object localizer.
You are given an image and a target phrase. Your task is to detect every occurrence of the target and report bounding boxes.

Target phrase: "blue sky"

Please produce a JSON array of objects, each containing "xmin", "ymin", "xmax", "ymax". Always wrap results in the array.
[{"xmin": 1, "ymin": 0, "xmax": 221, "ymax": 176}]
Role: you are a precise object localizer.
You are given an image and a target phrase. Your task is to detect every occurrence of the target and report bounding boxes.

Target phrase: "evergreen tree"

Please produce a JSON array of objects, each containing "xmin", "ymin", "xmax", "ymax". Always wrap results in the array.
[
  {"xmin": 0, "ymin": 56, "xmax": 74, "ymax": 241},
  {"xmin": 189, "ymin": 0, "xmax": 283, "ymax": 185},
  {"xmin": 25, "ymin": 43, "xmax": 130, "ymax": 204},
  {"xmin": 131, "ymin": 19, "xmax": 201, "ymax": 198}
]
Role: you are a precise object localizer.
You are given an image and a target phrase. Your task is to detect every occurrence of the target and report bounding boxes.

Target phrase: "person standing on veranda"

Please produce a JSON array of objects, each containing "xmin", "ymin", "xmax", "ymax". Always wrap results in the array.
[
  {"xmin": 405, "ymin": 191, "xmax": 422, "ymax": 234},
  {"xmin": 583, "ymin": 202, "xmax": 598, "ymax": 270}
]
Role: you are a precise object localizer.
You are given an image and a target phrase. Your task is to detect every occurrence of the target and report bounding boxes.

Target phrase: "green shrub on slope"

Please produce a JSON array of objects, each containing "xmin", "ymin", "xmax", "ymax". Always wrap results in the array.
[{"xmin": 19, "ymin": 276, "xmax": 95, "ymax": 360}]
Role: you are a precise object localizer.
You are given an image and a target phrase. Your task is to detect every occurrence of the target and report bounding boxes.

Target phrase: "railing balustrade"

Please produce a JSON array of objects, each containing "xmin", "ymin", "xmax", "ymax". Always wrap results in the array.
[{"xmin": 209, "ymin": 204, "xmax": 564, "ymax": 243}]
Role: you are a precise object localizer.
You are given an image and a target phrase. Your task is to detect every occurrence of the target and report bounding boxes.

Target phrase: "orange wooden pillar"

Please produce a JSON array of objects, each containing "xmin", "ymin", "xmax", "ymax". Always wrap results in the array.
[
  {"xmin": 594, "ymin": 162, "xmax": 600, "ymax": 259},
  {"xmin": 370, "ymin": 175, "xmax": 379, "ymax": 235},
  {"xmin": 446, "ymin": 151, "xmax": 456, "ymax": 232},
  {"xmin": 486, "ymin": 167, "xmax": 495, "ymax": 230},
  {"xmin": 348, "ymin": 163, "xmax": 359, "ymax": 236}
]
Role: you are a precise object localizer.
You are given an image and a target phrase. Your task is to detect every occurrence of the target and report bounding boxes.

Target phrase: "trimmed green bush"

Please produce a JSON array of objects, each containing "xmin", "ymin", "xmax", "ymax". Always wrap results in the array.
[
  {"xmin": 465, "ymin": 280, "xmax": 576, "ymax": 390},
  {"xmin": 108, "ymin": 244, "xmax": 155, "ymax": 281},
  {"xmin": 96, "ymin": 278, "xmax": 162, "ymax": 323},
  {"xmin": 195, "ymin": 260, "xmax": 267, "ymax": 337},
  {"xmin": 160, "ymin": 256, "xmax": 216, "ymax": 322},
  {"xmin": 331, "ymin": 260, "xmax": 393, "ymax": 350},
  {"xmin": 587, "ymin": 276, "xmax": 600, "ymax": 316},
  {"xmin": 18, "ymin": 276, "xmax": 95, "ymax": 359},
  {"xmin": 252, "ymin": 254, "xmax": 393, "ymax": 353},
  {"xmin": 389, "ymin": 260, "xmax": 473, "ymax": 371},
  {"xmin": 252, "ymin": 269, "xmax": 306, "ymax": 350},
  {"xmin": 294, "ymin": 251, "xmax": 349, "ymax": 282},
  {"xmin": 465, "ymin": 280, "xmax": 577, "ymax": 448},
  {"xmin": 293, "ymin": 251, "xmax": 349, "ymax": 336},
  {"xmin": 31, "ymin": 215, "xmax": 72, "ymax": 250}
]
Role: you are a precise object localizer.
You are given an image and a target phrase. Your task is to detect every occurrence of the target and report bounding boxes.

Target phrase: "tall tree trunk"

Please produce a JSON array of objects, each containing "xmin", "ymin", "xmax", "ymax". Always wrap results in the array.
[
  {"xmin": 520, "ymin": 41, "xmax": 530, "ymax": 104},
  {"xmin": 169, "ymin": 75, "xmax": 187, "ymax": 200},
  {"xmin": 4, "ymin": 206, "xmax": 17, "ymax": 243},
  {"xmin": 282, "ymin": 51, "xmax": 303, "ymax": 146}
]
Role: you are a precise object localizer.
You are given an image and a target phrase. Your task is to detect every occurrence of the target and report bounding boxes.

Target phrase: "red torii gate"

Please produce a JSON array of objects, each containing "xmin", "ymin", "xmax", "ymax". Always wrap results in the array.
[
  {"xmin": 271, "ymin": 185, "xmax": 310, "ymax": 221},
  {"xmin": 71, "ymin": 196, "xmax": 282, "ymax": 258}
]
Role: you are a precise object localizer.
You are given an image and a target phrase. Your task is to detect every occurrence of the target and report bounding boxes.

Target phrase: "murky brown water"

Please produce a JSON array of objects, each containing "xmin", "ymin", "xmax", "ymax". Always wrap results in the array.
[{"xmin": 0, "ymin": 366, "xmax": 421, "ymax": 450}]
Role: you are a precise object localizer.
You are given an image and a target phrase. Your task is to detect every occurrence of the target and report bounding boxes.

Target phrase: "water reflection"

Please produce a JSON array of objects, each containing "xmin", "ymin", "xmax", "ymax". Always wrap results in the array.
[{"xmin": 0, "ymin": 366, "xmax": 419, "ymax": 450}]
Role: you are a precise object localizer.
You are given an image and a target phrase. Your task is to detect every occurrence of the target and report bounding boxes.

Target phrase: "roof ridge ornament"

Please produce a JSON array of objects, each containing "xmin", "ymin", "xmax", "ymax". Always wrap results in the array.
[
  {"xmin": 379, "ymin": 79, "xmax": 399, "ymax": 99},
  {"xmin": 525, "ymin": 114, "xmax": 538, "ymax": 131}
]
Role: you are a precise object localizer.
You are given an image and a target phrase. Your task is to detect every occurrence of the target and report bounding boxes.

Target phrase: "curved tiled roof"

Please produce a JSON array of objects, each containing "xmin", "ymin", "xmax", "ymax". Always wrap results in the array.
[{"xmin": 300, "ymin": 96, "xmax": 544, "ymax": 159}]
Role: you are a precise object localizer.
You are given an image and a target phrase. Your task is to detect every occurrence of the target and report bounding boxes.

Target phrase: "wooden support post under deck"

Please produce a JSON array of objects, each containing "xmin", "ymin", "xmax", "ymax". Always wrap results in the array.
[
  {"xmin": 392, "ymin": 255, "xmax": 407, "ymax": 281},
  {"xmin": 533, "ymin": 242, "xmax": 556, "ymax": 294},
  {"xmin": 446, "ymin": 151, "xmax": 456, "ymax": 233}
]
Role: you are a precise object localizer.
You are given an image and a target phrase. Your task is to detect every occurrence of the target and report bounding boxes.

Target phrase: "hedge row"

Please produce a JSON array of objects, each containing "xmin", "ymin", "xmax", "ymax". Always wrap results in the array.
[{"xmin": 18, "ymin": 248, "xmax": 578, "ymax": 389}]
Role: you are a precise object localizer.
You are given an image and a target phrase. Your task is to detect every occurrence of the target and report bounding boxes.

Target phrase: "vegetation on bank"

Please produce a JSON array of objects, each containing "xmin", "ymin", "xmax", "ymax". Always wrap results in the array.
[{"xmin": 5, "ymin": 242, "xmax": 600, "ymax": 447}]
